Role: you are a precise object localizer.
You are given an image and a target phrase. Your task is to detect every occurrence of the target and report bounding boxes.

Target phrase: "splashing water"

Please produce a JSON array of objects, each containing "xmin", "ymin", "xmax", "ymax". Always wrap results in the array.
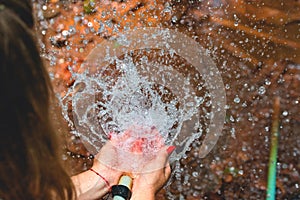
[{"xmin": 61, "ymin": 27, "xmax": 226, "ymax": 172}]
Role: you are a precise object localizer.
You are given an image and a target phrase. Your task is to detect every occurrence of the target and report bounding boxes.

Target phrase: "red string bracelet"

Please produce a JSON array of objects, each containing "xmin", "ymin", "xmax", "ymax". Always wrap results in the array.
[{"xmin": 89, "ymin": 168, "xmax": 110, "ymax": 188}]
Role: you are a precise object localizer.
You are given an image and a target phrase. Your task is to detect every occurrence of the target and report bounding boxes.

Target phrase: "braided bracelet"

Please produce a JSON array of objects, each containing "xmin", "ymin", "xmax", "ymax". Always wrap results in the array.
[{"xmin": 89, "ymin": 168, "xmax": 110, "ymax": 188}]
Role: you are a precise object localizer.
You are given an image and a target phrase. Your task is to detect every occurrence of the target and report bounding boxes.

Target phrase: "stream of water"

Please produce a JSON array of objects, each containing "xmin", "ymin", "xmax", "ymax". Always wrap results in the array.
[{"xmin": 60, "ymin": 27, "xmax": 226, "ymax": 172}]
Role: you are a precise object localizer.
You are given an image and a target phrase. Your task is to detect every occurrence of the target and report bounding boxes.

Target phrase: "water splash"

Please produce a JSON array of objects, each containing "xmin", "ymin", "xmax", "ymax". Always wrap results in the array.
[{"xmin": 61, "ymin": 27, "xmax": 226, "ymax": 172}]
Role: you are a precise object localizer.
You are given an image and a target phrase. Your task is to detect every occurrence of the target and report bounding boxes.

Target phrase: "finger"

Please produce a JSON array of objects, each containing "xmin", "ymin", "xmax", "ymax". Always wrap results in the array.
[
  {"xmin": 164, "ymin": 163, "xmax": 171, "ymax": 180},
  {"xmin": 157, "ymin": 145, "xmax": 176, "ymax": 166}
]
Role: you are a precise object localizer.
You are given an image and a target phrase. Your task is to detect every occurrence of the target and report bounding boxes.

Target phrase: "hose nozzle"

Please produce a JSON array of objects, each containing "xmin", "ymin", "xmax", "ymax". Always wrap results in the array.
[{"xmin": 112, "ymin": 175, "xmax": 133, "ymax": 200}]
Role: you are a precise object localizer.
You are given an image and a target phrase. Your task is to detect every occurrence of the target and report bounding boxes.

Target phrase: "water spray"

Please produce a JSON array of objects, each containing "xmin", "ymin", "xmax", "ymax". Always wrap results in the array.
[
  {"xmin": 63, "ymin": 27, "xmax": 226, "ymax": 195},
  {"xmin": 69, "ymin": 27, "xmax": 226, "ymax": 162}
]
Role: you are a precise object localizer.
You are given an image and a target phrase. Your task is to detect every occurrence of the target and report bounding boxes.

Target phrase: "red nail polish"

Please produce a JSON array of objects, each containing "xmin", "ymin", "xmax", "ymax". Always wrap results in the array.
[
  {"xmin": 166, "ymin": 146, "xmax": 176, "ymax": 154},
  {"xmin": 107, "ymin": 132, "xmax": 112, "ymax": 140}
]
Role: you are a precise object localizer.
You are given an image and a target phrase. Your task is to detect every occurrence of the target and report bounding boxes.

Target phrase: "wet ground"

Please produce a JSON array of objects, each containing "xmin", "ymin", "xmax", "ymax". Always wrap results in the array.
[{"xmin": 33, "ymin": 0, "xmax": 300, "ymax": 199}]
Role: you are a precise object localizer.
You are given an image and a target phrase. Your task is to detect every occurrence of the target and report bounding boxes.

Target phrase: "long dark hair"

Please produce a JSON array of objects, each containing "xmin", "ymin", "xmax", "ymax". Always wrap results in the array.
[{"xmin": 0, "ymin": 0, "xmax": 76, "ymax": 199}]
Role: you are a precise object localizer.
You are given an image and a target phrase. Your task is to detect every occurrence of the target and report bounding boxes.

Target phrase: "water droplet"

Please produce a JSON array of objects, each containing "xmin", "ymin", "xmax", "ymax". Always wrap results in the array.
[
  {"xmin": 242, "ymin": 102, "xmax": 247, "ymax": 107},
  {"xmin": 87, "ymin": 22, "xmax": 93, "ymax": 28},
  {"xmin": 265, "ymin": 126, "xmax": 269, "ymax": 132},
  {"xmin": 264, "ymin": 136, "xmax": 269, "ymax": 142},
  {"xmin": 230, "ymin": 128, "xmax": 236, "ymax": 139},
  {"xmin": 233, "ymin": 14, "xmax": 239, "ymax": 26},
  {"xmin": 171, "ymin": 16, "xmax": 178, "ymax": 23},
  {"xmin": 258, "ymin": 86, "xmax": 266, "ymax": 95},
  {"xmin": 62, "ymin": 154, "xmax": 68, "ymax": 161},
  {"xmin": 192, "ymin": 171, "xmax": 199, "ymax": 177},
  {"xmin": 234, "ymin": 96, "xmax": 240, "ymax": 103},
  {"xmin": 62, "ymin": 30, "xmax": 69, "ymax": 37},
  {"xmin": 282, "ymin": 110, "xmax": 288, "ymax": 116},
  {"xmin": 265, "ymin": 79, "xmax": 271, "ymax": 85}
]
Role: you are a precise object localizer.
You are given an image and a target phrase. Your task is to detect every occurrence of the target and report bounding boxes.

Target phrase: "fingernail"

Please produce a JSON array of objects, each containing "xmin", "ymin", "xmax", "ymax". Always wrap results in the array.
[
  {"xmin": 166, "ymin": 146, "xmax": 176, "ymax": 154},
  {"xmin": 107, "ymin": 132, "xmax": 112, "ymax": 140}
]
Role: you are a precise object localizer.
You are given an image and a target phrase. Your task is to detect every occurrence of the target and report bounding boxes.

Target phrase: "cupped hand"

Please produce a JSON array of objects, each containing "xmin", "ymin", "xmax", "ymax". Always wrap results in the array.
[
  {"xmin": 93, "ymin": 141, "xmax": 123, "ymax": 186},
  {"xmin": 130, "ymin": 146, "xmax": 174, "ymax": 200},
  {"xmin": 72, "ymin": 141, "xmax": 123, "ymax": 200}
]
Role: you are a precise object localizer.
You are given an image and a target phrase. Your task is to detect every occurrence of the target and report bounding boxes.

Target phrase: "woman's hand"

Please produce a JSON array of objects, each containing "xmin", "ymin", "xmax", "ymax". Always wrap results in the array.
[
  {"xmin": 130, "ymin": 146, "xmax": 175, "ymax": 200},
  {"xmin": 93, "ymin": 141, "xmax": 123, "ymax": 186},
  {"xmin": 71, "ymin": 142, "xmax": 122, "ymax": 200}
]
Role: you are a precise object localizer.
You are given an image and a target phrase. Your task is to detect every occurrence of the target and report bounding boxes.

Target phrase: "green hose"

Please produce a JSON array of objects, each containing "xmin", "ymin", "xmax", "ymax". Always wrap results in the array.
[{"xmin": 266, "ymin": 97, "xmax": 280, "ymax": 200}]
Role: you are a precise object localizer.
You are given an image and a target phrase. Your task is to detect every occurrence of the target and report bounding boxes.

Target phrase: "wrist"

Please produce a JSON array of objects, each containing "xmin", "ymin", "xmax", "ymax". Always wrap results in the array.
[
  {"xmin": 131, "ymin": 184, "xmax": 156, "ymax": 200},
  {"xmin": 89, "ymin": 168, "xmax": 110, "ymax": 188},
  {"xmin": 130, "ymin": 191, "xmax": 155, "ymax": 200},
  {"xmin": 92, "ymin": 159, "xmax": 121, "ymax": 186},
  {"xmin": 71, "ymin": 167, "xmax": 111, "ymax": 199}
]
